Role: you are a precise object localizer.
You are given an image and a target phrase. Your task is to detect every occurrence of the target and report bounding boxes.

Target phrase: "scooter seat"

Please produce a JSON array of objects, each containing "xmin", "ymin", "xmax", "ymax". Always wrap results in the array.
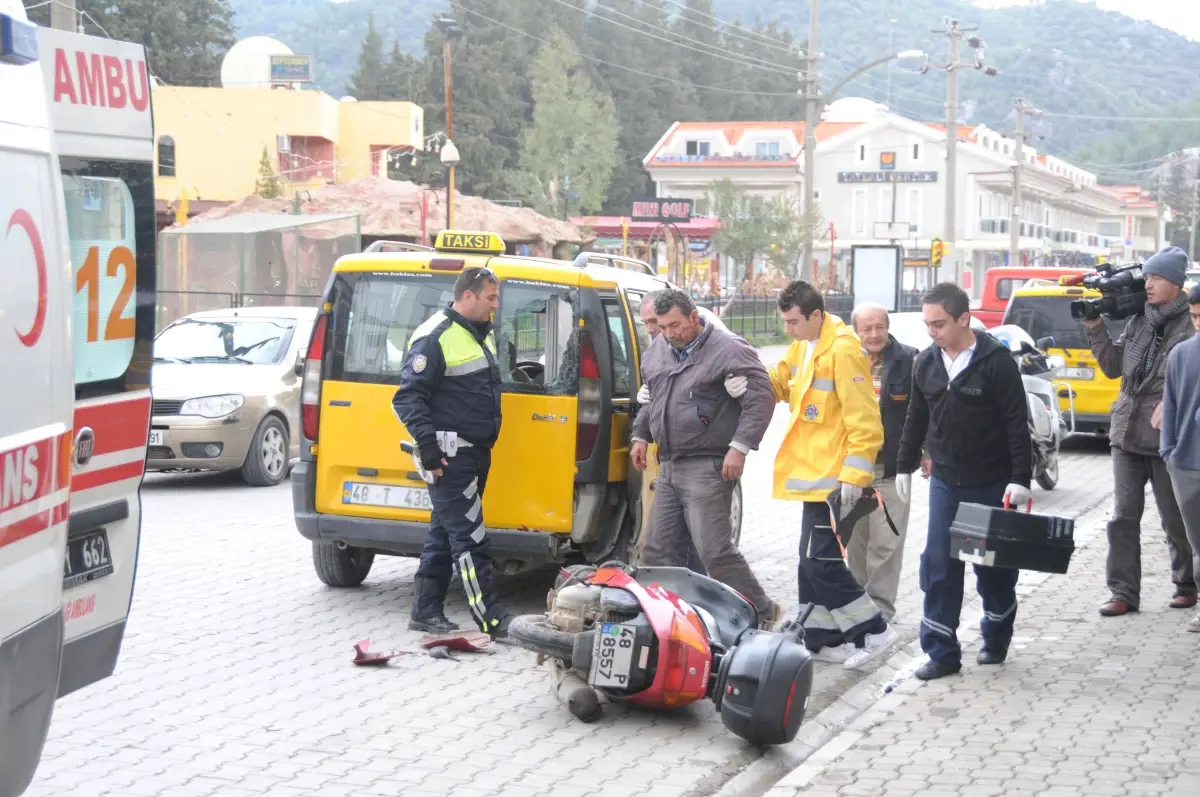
[{"xmin": 631, "ymin": 566, "xmax": 757, "ymax": 649}]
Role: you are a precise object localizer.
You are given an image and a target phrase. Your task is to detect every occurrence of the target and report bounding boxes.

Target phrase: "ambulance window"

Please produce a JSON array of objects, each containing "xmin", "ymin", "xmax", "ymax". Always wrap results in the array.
[
  {"xmin": 602, "ymin": 297, "xmax": 633, "ymax": 398},
  {"xmin": 496, "ymin": 282, "xmax": 578, "ymax": 394},
  {"xmin": 61, "ymin": 175, "xmax": 138, "ymax": 385},
  {"xmin": 328, "ymin": 273, "xmax": 455, "ymax": 383}
]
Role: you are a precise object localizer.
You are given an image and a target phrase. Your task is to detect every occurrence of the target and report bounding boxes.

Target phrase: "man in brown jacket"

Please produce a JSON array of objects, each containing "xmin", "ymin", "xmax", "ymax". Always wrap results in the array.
[
  {"xmin": 631, "ymin": 289, "xmax": 781, "ymax": 625},
  {"xmin": 1085, "ymin": 246, "xmax": 1197, "ymax": 616}
]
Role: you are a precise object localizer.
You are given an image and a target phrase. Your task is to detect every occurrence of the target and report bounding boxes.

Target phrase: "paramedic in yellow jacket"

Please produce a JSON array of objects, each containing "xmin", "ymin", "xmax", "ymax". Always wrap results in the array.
[{"xmin": 769, "ymin": 280, "xmax": 899, "ymax": 670}]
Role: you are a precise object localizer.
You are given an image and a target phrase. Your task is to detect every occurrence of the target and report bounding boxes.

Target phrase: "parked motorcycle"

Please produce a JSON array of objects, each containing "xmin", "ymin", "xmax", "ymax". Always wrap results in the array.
[
  {"xmin": 989, "ymin": 325, "xmax": 1073, "ymax": 491},
  {"xmin": 507, "ymin": 562, "xmax": 815, "ymax": 746}
]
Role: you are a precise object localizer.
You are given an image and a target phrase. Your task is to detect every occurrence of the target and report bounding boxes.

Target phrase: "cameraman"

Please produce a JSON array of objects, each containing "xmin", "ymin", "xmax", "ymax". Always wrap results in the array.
[{"xmin": 1084, "ymin": 246, "xmax": 1197, "ymax": 617}]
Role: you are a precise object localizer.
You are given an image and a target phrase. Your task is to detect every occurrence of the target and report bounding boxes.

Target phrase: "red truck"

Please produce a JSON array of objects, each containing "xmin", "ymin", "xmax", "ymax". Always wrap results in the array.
[{"xmin": 971, "ymin": 266, "xmax": 1091, "ymax": 328}]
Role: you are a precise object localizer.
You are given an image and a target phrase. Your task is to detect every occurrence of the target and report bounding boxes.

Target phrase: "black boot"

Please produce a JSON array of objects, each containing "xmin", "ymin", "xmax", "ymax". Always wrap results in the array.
[{"xmin": 409, "ymin": 575, "xmax": 459, "ymax": 634}]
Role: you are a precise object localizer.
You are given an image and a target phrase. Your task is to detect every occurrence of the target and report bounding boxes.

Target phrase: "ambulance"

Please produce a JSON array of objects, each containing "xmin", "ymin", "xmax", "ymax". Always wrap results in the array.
[{"xmin": 1, "ymin": 8, "xmax": 154, "ymax": 795}]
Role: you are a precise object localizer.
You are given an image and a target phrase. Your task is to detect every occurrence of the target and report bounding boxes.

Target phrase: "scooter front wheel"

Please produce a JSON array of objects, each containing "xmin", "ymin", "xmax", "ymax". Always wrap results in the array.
[{"xmin": 508, "ymin": 615, "xmax": 577, "ymax": 662}]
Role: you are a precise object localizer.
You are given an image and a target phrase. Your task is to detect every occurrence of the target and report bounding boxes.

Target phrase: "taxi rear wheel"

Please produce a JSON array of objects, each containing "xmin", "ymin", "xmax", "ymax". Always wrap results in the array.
[{"xmin": 312, "ymin": 542, "xmax": 375, "ymax": 587}]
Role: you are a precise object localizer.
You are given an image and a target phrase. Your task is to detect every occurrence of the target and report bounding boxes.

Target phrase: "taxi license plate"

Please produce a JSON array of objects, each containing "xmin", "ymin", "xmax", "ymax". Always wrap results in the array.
[
  {"xmin": 63, "ymin": 530, "xmax": 113, "ymax": 589},
  {"xmin": 1059, "ymin": 367, "xmax": 1094, "ymax": 380},
  {"xmin": 342, "ymin": 482, "xmax": 432, "ymax": 511},
  {"xmin": 589, "ymin": 622, "xmax": 638, "ymax": 688},
  {"xmin": 148, "ymin": 430, "xmax": 164, "ymax": 446}
]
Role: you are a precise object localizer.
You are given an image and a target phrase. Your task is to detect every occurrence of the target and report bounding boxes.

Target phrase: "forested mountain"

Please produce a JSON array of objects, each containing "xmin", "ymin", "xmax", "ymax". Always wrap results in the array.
[{"xmin": 38, "ymin": 0, "xmax": 1199, "ymax": 209}]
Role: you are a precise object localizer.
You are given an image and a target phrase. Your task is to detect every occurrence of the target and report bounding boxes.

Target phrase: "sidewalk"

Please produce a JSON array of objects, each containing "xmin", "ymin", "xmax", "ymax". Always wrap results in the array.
[{"xmin": 763, "ymin": 501, "xmax": 1200, "ymax": 797}]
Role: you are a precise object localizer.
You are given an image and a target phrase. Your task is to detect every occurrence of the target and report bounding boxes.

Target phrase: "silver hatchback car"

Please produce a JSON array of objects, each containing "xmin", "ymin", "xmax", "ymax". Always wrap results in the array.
[{"xmin": 148, "ymin": 306, "xmax": 317, "ymax": 486}]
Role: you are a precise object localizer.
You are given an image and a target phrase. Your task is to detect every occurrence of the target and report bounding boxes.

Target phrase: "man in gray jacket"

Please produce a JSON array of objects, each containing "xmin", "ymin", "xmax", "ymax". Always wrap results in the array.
[
  {"xmin": 631, "ymin": 289, "xmax": 781, "ymax": 625},
  {"xmin": 1160, "ymin": 285, "xmax": 1200, "ymax": 632},
  {"xmin": 1085, "ymin": 246, "xmax": 1197, "ymax": 616}
]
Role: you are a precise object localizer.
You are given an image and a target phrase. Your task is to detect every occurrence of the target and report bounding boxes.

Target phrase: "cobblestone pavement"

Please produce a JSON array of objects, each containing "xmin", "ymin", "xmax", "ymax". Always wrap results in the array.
[
  {"xmin": 764, "ymin": 484, "xmax": 1200, "ymax": 797},
  {"xmin": 26, "ymin": 346, "xmax": 1118, "ymax": 797}
]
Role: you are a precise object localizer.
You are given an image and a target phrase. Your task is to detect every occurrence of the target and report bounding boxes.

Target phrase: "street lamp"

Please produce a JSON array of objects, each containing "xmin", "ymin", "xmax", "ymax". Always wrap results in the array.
[
  {"xmin": 800, "ymin": 47, "xmax": 926, "ymax": 276},
  {"xmin": 440, "ymin": 138, "xmax": 460, "ymax": 230}
]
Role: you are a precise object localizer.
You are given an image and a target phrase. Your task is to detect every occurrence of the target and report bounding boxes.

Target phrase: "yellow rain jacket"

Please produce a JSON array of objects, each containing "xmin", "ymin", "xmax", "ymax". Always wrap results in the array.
[{"xmin": 770, "ymin": 313, "xmax": 884, "ymax": 502}]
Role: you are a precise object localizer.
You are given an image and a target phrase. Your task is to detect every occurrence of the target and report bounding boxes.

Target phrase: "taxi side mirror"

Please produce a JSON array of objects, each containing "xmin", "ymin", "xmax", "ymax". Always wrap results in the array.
[
  {"xmin": 1036, "ymin": 336, "xmax": 1055, "ymax": 351},
  {"xmin": 295, "ymin": 349, "xmax": 306, "ymax": 376}
]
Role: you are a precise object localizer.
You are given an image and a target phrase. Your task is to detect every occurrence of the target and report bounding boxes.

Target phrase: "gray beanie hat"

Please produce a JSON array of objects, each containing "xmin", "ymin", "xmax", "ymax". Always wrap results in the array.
[{"xmin": 1142, "ymin": 246, "xmax": 1189, "ymax": 287}]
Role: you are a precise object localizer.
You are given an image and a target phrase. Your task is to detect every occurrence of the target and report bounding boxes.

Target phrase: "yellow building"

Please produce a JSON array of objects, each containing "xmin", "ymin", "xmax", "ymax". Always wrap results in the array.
[{"xmin": 151, "ymin": 84, "xmax": 424, "ymax": 207}]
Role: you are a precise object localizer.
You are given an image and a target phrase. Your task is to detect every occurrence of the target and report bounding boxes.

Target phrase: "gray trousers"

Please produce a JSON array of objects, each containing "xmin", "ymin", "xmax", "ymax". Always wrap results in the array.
[
  {"xmin": 642, "ymin": 454, "xmax": 773, "ymax": 613},
  {"xmin": 1107, "ymin": 447, "xmax": 1196, "ymax": 607},
  {"xmin": 846, "ymin": 476, "xmax": 910, "ymax": 622},
  {"xmin": 1167, "ymin": 464, "xmax": 1200, "ymax": 587}
]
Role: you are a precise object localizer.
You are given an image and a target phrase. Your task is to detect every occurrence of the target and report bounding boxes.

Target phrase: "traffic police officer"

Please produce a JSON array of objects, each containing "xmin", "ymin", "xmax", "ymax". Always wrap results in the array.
[{"xmin": 393, "ymin": 266, "xmax": 510, "ymax": 638}]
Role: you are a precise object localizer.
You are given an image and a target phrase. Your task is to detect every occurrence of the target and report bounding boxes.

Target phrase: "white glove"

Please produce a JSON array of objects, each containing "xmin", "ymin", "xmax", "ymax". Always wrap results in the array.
[
  {"xmin": 637, "ymin": 384, "xmax": 650, "ymax": 405},
  {"xmin": 896, "ymin": 473, "xmax": 911, "ymax": 504},
  {"xmin": 1004, "ymin": 483, "xmax": 1032, "ymax": 508},
  {"xmin": 839, "ymin": 482, "xmax": 863, "ymax": 518},
  {"xmin": 724, "ymin": 373, "xmax": 748, "ymax": 398}
]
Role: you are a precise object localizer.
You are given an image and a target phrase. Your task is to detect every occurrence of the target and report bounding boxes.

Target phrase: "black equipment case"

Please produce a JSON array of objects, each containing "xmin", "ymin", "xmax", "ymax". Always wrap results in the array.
[{"xmin": 949, "ymin": 502, "xmax": 1075, "ymax": 574}]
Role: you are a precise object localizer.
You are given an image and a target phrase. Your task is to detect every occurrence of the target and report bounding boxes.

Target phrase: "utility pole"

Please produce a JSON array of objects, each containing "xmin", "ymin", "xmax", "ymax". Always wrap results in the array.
[
  {"xmin": 922, "ymin": 19, "xmax": 996, "ymax": 283},
  {"xmin": 50, "ymin": 0, "xmax": 77, "ymax": 31},
  {"xmin": 1154, "ymin": 173, "xmax": 1165, "ymax": 252},
  {"xmin": 801, "ymin": 0, "xmax": 820, "ymax": 283},
  {"xmin": 1189, "ymin": 194, "xmax": 1197, "ymax": 263},
  {"xmin": 1010, "ymin": 98, "xmax": 1041, "ymax": 269}
]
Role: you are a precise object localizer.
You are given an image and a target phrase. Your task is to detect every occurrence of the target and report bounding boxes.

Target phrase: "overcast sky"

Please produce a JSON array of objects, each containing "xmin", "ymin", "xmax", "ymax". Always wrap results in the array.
[{"xmin": 972, "ymin": 0, "xmax": 1200, "ymax": 42}]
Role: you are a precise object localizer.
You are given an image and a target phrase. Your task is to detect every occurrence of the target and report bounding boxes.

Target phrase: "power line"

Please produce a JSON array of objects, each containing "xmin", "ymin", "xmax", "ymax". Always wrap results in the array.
[
  {"xmin": 652, "ymin": 0, "xmax": 804, "ymax": 55},
  {"xmin": 549, "ymin": 0, "xmax": 798, "ymax": 76},
  {"xmin": 452, "ymin": 3, "xmax": 799, "ymax": 97},
  {"xmin": 1041, "ymin": 111, "xmax": 1200, "ymax": 122}
]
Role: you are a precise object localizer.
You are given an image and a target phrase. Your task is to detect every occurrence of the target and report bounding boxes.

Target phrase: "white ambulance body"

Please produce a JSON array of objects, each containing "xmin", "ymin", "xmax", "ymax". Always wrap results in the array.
[
  {"xmin": 0, "ymin": 10, "xmax": 154, "ymax": 796},
  {"xmin": 0, "ymin": 5, "xmax": 74, "ymax": 796},
  {"xmin": 36, "ymin": 21, "xmax": 155, "ymax": 701}
]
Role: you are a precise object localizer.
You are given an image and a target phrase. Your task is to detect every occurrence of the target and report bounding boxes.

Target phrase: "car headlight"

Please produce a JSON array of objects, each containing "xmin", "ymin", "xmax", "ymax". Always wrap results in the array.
[{"xmin": 180, "ymin": 394, "xmax": 245, "ymax": 418}]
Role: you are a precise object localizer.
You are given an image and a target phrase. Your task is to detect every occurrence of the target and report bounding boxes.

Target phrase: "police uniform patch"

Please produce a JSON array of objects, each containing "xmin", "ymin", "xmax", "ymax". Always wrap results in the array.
[
  {"xmin": 412, "ymin": 354, "xmax": 428, "ymax": 373},
  {"xmin": 804, "ymin": 403, "xmax": 819, "ymax": 420}
]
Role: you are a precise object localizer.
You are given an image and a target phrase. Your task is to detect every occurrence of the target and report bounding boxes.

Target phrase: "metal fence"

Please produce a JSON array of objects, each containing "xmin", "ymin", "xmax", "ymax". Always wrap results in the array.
[
  {"xmin": 156, "ymin": 291, "xmax": 321, "ymax": 330},
  {"xmin": 693, "ymin": 289, "xmax": 929, "ymax": 342}
]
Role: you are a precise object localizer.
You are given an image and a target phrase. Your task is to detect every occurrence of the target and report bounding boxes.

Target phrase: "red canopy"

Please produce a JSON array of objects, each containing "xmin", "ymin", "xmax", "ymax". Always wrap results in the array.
[{"xmin": 571, "ymin": 215, "xmax": 720, "ymax": 240}]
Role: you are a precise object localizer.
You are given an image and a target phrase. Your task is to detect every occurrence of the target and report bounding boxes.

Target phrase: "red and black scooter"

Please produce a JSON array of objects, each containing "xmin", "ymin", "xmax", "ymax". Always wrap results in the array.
[{"xmin": 507, "ymin": 562, "xmax": 815, "ymax": 746}]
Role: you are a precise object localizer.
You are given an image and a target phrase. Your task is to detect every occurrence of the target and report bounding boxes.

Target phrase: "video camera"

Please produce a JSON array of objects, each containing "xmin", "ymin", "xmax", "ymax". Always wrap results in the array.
[{"xmin": 1065, "ymin": 263, "xmax": 1147, "ymax": 322}]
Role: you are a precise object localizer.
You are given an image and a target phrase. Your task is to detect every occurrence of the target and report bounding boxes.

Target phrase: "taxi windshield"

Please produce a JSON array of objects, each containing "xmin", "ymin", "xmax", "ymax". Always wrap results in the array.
[
  {"xmin": 155, "ymin": 318, "xmax": 296, "ymax": 364},
  {"xmin": 1004, "ymin": 296, "xmax": 1125, "ymax": 350}
]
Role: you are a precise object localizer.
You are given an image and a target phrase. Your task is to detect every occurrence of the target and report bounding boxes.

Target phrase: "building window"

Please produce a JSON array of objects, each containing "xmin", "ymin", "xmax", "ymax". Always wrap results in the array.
[
  {"xmin": 878, "ymin": 185, "xmax": 894, "ymax": 226},
  {"xmin": 157, "ymin": 135, "xmax": 176, "ymax": 177},
  {"xmin": 685, "ymin": 140, "xmax": 710, "ymax": 156},
  {"xmin": 755, "ymin": 141, "xmax": 781, "ymax": 157},
  {"xmin": 907, "ymin": 188, "xmax": 922, "ymax": 235},
  {"xmin": 852, "ymin": 188, "xmax": 868, "ymax": 236},
  {"xmin": 912, "ymin": 142, "xmax": 921, "ymax": 162},
  {"xmin": 858, "ymin": 143, "xmax": 867, "ymax": 163}
]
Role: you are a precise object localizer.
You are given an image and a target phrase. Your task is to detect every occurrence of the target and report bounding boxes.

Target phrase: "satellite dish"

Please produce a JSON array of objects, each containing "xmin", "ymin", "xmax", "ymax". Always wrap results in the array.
[{"xmin": 220, "ymin": 36, "xmax": 293, "ymax": 89}]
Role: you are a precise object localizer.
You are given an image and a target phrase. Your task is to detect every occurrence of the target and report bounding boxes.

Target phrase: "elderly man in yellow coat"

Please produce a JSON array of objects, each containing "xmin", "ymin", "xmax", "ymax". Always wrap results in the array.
[{"xmin": 767, "ymin": 280, "xmax": 900, "ymax": 670}]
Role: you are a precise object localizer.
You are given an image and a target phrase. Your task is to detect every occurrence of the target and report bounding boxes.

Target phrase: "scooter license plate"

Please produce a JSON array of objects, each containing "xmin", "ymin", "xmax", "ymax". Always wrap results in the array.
[{"xmin": 589, "ymin": 622, "xmax": 638, "ymax": 689}]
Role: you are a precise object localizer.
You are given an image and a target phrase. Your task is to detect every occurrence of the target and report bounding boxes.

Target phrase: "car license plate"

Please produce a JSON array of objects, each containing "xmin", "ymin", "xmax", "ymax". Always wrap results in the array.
[
  {"xmin": 1059, "ymin": 367, "xmax": 1094, "ymax": 380},
  {"xmin": 589, "ymin": 622, "xmax": 638, "ymax": 688},
  {"xmin": 342, "ymin": 482, "xmax": 433, "ymax": 511},
  {"xmin": 148, "ymin": 430, "xmax": 164, "ymax": 446},
  {"xmin": 63, "ymin": 529, "xmax": 114, "ymax": 589}
]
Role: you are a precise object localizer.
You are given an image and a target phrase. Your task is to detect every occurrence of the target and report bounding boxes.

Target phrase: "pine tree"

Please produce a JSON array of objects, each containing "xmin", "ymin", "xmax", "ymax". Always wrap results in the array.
[
  {"xmin": 40, "ymin": 0, "xmax": 236, "ymax": 87},
  {"xmin": 348, "ymin": 14, "xmax": 386, "ymax": 100},
  {"xmin": 516, "ymin": 34, "xmax": 620, "ymax": 217},
  {"xmin": 255, "ymin": 148, "xmax": 283, "ymax": 198}
]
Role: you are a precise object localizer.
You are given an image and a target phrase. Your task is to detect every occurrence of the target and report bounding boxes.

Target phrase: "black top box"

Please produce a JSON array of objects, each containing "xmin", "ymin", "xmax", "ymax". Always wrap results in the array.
[{"xmin": 949, "ymin": 502, "xmax": 1075, "ymax": 575}]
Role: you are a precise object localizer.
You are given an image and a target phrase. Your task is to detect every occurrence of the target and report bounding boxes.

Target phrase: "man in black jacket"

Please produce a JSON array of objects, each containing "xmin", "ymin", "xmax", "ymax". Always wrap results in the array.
[
  {"xmin": 849, "ymin": 302, "xmax": 918, "ymax": 622},
  {"xmin": 896, "ymin": 283, "xmax": 1033, "ymax": 681}
]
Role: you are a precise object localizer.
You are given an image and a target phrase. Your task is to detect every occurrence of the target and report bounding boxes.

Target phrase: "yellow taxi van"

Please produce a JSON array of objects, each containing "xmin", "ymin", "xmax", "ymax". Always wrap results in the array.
[
  {"xmin": 291, "ymin": 231, "xmax": 743, "ymax": 585},
  {"xmin": 1002, "ymin": 278, "xmax": 1123, "ymax": 436}
]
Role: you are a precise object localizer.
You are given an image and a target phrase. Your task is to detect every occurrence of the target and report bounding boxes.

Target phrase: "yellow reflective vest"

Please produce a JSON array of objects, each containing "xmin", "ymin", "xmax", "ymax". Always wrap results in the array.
[{"xmin": 770, "ymin": 313, "xmax": 884, "ymax": 502}]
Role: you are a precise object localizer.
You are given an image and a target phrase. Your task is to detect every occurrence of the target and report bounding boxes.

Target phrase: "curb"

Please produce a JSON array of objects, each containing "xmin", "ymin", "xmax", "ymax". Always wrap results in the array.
[{"xmin": 707, "ymin": 493, "xmax": 1112, "ymax": 797}]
